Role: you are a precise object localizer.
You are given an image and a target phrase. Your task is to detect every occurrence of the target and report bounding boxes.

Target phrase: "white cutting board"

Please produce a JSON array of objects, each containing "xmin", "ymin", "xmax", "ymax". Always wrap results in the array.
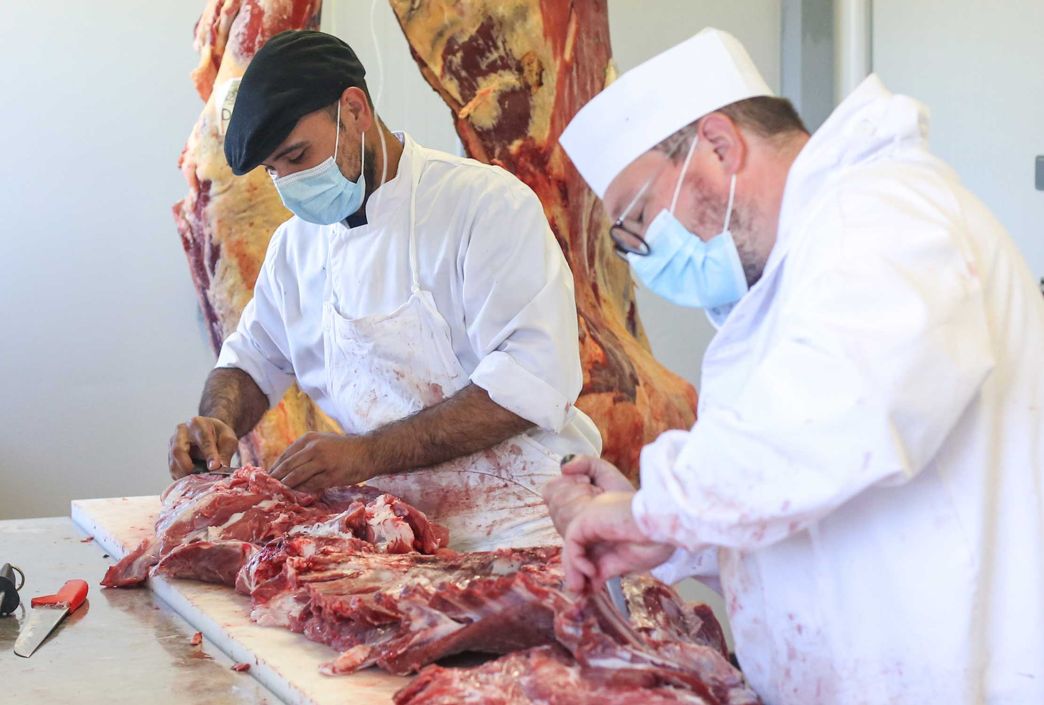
[{"xmin": 71, "ymin": 496, "xmax": 409, "ymax": 705}]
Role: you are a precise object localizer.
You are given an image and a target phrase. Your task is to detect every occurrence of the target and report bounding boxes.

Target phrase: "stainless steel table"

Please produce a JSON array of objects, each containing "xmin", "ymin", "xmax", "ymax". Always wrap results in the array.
[{"xmin": 0, "ymin": 517, "xmax": 281, "ymax": 704}]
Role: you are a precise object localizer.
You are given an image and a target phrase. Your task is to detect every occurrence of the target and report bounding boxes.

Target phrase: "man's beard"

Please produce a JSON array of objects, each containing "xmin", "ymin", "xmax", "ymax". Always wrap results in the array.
[
  {"xmin": 362, "ymin": 143, "xmax": 378, "ymax": 197},
  {"xmin": 681, "ymin": 177, "xmax": 764, "ymax": 288},
  {"xmin": 729, "ymin": 207, "xmax": 764, "ymax": 288}
]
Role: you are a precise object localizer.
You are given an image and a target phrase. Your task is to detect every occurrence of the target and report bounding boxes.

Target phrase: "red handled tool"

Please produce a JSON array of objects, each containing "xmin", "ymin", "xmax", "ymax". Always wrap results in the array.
[{"xmin": 13, "ymin": 579, "xmax": 88, "ymax": 657}]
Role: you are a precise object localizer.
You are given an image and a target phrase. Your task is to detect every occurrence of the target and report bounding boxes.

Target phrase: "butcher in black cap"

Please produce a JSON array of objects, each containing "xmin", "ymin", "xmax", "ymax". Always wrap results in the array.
[{"xmin": 168, "ymin": 30, "xmax": 602, "ymax": 552}]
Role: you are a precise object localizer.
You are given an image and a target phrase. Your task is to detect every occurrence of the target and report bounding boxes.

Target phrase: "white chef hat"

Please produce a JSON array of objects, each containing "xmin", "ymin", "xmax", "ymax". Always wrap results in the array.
[{"xmin": 560, "ymin": 28, "xmax": 773, "ymax": 199}]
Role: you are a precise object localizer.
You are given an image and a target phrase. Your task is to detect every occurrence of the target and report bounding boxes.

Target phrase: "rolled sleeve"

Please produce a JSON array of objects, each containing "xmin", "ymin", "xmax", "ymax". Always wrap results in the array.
[
  {"xmin": 471, "ymin": 350, "xmax": 574, "ymax": 432},
  {"xmin": 215, "ymin": 248, "xmax": 296, "ymax": 408},
  {"xmin": 462, "ymin": 175, "xmax": 583, "ymax": 432}
]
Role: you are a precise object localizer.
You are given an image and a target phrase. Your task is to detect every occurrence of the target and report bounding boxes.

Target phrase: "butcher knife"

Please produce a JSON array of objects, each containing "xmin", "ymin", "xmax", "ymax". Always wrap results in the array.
[
  {"xmin": 605, "ymin": 576, "xmax": 630, "ymax": 618},
  {"xmin": 14, "ymin": 579, "xmax": 88, "ymax": 657}
]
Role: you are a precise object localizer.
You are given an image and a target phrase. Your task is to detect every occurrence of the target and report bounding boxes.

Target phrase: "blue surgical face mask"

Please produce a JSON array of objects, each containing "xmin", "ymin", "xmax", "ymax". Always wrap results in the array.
[
  {"xmin": 271, "ymin": 103, "xmax": 366, "ymax": 225},
  {"xmin": 626, "ymin": 137, "xmax": 749, "ymax": 310}
]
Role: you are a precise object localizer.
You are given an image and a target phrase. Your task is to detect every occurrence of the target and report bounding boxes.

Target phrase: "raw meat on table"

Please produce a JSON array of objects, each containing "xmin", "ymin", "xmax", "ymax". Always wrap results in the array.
[
  {"xmin": 241, "ymin": 538, "xmax": 562, "ymax": 675},
  {"xmin": 97, "ymin": 468, "xmax": 755, "ymax": 703},
  {"xmin": 101, "ymin": 467, "xmax": 446, "ymax": 588},
  {"xmin": 390, "ymin": 570, "xmax": 758, "ymax": 705},
  {"xmin": 396, "ymin": 645, "xmax": 711, "ymax": 705},
  {"xmin": 240, "ymin": 536, "xmax": 757, "ymax": 704}
]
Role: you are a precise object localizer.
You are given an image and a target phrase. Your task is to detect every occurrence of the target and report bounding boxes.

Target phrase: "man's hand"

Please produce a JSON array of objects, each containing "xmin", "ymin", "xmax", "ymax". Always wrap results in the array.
[
  {"xmin": 269, "ymin": 432, "xmax": 374, "ymax": 492},
  {"xmin": 561, "ymin": 454, "xmax": 635, "ymax": 492},
  {"xmin": 562, "ymin": 492, "xmax": 675, "ymax": 592},
  {"xmin": 542, "ymin": 455, "xmax": 635, "ymax": 537},
  {"xmin": 168, "ymin": 416, "xmax": 239, "ymax": 479},
  {"xmin": 543, "ymin": 474, "xmax": 601, "ymax": 537}
]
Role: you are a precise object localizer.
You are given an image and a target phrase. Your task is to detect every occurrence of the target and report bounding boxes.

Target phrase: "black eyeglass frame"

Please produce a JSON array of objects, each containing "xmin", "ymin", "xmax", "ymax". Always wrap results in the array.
[{"xmin": 606, "ymin": 134, "xmax": 693, "ymax": 259}]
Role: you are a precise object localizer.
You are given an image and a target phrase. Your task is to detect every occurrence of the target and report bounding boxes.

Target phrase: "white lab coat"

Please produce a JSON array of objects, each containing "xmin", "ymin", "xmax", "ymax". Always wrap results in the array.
[
  {"xmin": 217, "ymin": 133, "xmax": 601, "ymax": 460},
  {"xmin": 633, "ymin": 75, "xmax": 1044, "ymax": 704}
]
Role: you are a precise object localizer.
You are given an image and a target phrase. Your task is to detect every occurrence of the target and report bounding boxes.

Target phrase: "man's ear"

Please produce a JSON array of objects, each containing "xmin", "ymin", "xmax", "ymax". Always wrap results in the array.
[
  {"xmin": 698, "ymin": 112, "xmax": 746, "ymax": 176},
  {"xmin": 340, "ymin": 86, "xmax": 373, "ymax": 132}
]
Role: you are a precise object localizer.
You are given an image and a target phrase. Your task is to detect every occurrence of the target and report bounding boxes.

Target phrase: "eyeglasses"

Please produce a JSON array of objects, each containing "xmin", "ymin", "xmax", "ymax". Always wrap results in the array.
[
  {"xmin": 608, "ymin": 136, "xmax": 691, "ymax": 258},
  {"xmin": 609, "ymin": 178, "xmax": 654, "ymax": 257}
]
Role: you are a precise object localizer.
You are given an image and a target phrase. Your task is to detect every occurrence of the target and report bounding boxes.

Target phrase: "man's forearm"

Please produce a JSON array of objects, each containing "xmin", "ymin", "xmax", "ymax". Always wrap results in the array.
[
  {"xmin": 199, "ymin": 367, "xmax": 270, "ymax": 438},
  {"xmin": 365, "ymin": 383, "xmax": 534, "ymax": 475}
]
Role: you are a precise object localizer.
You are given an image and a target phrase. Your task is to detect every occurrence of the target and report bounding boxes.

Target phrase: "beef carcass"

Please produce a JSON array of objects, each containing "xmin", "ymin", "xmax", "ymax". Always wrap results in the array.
[
  {"xmin": 101, "ymin": 467, "xmax": 446, "ymax": 588},
  {"xmin": 173, "ymin": 0, "xmax": 341, "ymax": 469},
  {"xmin": 387, "ymin": 0, "xmax": 698, "ymax": 480}
]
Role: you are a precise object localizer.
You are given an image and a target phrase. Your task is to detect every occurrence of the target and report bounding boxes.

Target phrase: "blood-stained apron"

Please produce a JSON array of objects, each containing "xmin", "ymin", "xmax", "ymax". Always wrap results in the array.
[{"xmin": 322, "ymin": 146, "xmax": 561, "ymax": 551}]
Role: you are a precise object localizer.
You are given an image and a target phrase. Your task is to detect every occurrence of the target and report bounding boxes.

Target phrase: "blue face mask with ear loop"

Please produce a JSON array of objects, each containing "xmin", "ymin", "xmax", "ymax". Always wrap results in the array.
[
  {"xmin": 625, "ymin": 135, "xmax": 749, "ymax": 312},
  {"xmin": 271, "ymin": 102, "xmax": 367, "ymax": 225}
]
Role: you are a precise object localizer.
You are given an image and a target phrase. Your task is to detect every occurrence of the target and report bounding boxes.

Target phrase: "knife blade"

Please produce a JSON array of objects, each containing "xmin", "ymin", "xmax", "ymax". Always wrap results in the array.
[
  {"xmin": 13, "ymin": 579, "xmax": 88, "ymax": 657},
  {"xmin": 605, "ymin": 576, "xmax": 630, "ymax": 618}
]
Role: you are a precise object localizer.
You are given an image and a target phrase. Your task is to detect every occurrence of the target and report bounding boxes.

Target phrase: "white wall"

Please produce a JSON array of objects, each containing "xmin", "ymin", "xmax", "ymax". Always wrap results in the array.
[
  {"xmin": 871, "ymin": 0, "xmax": 1044, "ymax": 279},
  {"xmin": 0, "ymin": 2, "xmax": 215, "ymax": 519}
]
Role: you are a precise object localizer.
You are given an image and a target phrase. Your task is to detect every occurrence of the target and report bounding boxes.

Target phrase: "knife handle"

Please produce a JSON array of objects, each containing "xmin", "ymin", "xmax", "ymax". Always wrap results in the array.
[{"xmin": 31, "ymin": 580, "xmax": 88, "ymax": 611}]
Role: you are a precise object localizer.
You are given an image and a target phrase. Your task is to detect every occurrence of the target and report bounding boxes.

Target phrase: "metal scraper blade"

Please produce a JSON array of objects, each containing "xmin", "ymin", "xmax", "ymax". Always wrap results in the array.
[{"xmin": 13, "ymin": 606, "xmax": 67, "ymax": 657}]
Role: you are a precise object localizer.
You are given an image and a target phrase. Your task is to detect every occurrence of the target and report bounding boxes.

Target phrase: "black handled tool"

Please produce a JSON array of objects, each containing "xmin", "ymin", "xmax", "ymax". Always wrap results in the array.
[
  {"xmin": 192, "ymin": 459, "xmax": 239, "ymax": 475},
  {"xmin": 0, "ymin": 563, "xmax": 25, "ymax": 616}
]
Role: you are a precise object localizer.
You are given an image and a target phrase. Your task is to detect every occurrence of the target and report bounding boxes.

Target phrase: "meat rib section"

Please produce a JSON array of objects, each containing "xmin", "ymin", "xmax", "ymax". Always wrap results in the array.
[
  {"xmin": 99, "ymin": 469, "xmax": 754, "ymax": 702},
  {"xmin": 392, "ymin": 574, "xmax": 758, "ymax": 705},
  {"xmin": 240, "ymin": 537, "xmax": 758, "ymax": 704},
  {"xmin": 387, "ymin": 0, "xmax": 698, "ymax": 479},
  {"xmin": 173, "ymin": 0, "xmax": 340, "ymax": 469},
  {"xmin": 101, "ymin": 467, "xmax": 446, "ymax": 588},
  {"xmin": 241, "ymin": 537, "xmax": 561, "ymax": 675}
]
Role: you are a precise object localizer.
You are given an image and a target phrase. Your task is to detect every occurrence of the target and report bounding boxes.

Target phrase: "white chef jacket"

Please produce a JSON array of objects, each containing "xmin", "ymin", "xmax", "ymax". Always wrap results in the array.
[
  {"xmin": 634, "ymin": 75, "xmax": 1044, "ymax": 704},
  {"xmin": 216, "ymin": 133, "xmax": 601, "ymax": 458}
]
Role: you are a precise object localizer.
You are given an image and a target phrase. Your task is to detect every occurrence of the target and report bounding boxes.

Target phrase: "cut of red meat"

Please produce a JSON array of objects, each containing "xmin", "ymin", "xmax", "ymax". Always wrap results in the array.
[
  {"xmin": 394, "ymin": 645, "xmax": 713, "ymax": 705},
  {"xmin": 101, "ymin": 467, "xmax": 446, "ymax": 588},
  {"xmin": 554, "ymin": 587, "xmax": 758, "ymax": 705},
  {"xmin": 241, "ymin": 537, "xmax": 561, "ymax": 675},
  {"xmin": 153, "ymin": 540, "xmax": 258, "ymax": 585},
  {"xmin": 100, "ymin": 469, "xmax": 754, "ymax": 702},
  {"xmin": 623, "ymin": 576, "xmax": 729, "ymax": 659},
  {"xmin": 239, "ymin": 537, "xmax": 756, "ymax": 704},
  {"xmin": 391, "ymin": 577, "xmax": 758, "ymax": 705}
]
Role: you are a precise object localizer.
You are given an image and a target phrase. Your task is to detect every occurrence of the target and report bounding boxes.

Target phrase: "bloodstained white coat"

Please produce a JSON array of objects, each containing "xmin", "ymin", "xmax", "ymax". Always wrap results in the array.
[{"xmin": 634, "ymin": 76, "xmax": 1044, "ymax": 704}]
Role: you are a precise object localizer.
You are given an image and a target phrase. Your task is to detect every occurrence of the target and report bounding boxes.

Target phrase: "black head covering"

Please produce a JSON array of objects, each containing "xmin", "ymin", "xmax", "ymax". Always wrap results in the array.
[{"xmin": 224, "ymin": 30, "xmax": 367, "ymax": 175}]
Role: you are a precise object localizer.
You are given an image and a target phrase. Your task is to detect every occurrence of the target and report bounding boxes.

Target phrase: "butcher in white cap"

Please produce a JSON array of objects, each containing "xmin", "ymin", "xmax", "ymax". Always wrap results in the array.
[{"xmin": 546, "ymin": 27, "xmax": 1044, "ymax": 705}]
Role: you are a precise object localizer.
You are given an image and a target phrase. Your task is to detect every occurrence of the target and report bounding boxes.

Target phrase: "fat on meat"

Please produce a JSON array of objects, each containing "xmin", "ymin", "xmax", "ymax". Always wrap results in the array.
[{"xmin": 101, "ymin": 467, "xmax": 446, "ymax": 588}]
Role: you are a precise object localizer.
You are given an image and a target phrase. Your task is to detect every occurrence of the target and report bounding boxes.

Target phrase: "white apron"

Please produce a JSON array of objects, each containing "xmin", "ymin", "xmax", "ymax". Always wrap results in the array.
[{"xmin": 322, "ymin": 149, "xmax": 562, "ymax": 552}]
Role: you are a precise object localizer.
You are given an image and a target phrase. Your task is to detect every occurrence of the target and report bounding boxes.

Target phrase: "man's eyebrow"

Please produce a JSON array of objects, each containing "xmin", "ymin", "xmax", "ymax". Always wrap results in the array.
[{"xmin": 262, "ymin": 141, "xmax": 308, "ymax": 168}]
